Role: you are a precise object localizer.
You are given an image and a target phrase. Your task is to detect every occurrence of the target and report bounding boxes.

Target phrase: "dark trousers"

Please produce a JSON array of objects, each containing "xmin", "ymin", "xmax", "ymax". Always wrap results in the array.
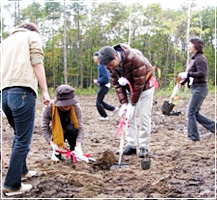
[
  {"xmin": 96, "ymin": 85, "xmax": 115, "ymax": 117},
  {"xmin": 187, "ymin": 86, "xmax": 216, "ymax": 141},
  {"xmin": 63, "ymin": 123, "xmax": 78, "ymax": 151}
]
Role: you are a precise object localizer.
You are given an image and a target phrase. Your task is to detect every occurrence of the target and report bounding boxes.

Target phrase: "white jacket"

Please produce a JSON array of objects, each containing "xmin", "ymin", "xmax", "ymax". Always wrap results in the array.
[{"xmin": 0, "ymin": 28, "xmax": 44, "ymax": 96}]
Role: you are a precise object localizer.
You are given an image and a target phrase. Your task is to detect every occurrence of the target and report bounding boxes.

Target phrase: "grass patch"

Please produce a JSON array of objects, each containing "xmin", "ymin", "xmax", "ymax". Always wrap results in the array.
[{"xmin": 38, "ymin": 84, "xmax": 215, "ymax": 100}]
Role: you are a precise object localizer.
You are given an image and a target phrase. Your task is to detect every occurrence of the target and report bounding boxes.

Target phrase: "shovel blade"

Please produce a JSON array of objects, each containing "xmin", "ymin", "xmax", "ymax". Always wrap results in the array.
[{"xmin": 110, "ymin": 163, "xmax": 129, "ymax": 170}]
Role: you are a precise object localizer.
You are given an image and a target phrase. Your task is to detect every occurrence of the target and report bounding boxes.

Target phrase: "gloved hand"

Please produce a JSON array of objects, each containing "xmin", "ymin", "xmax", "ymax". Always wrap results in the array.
[
  {"xmin": 74, "ymin": 145, "xmax": 83, "ymax": 155},
  {"xmin": 50, "ymin": 141, "xmax": 61, "ymax": 151},
  {"xmin": 50, "ymin": 141, "xmax": 62, "ymax": 162},
  {"xmin": 189, "ymin": 77, "xmax": 194, "ymax": 85},
  {"xmin": 105, "ymin": 83, "xmax": 111, "ymax": 88},
  {"xmin": 119, "ymin": 103, "xmax": 128, "ymax": 117},
  {"xmin": 177, "ymin": 83, "xmax": 182, "ymax": 88},
  {"xmin": 126, "ymin": 103, "xmax": 136, "ymax": 120},
  {"xmin": 178, "ymin": 72, "xmax": 188, "ymax": 79},
  {"xmin": 118, "ymin": 77, "xmax": 128, "ymax": 86}
]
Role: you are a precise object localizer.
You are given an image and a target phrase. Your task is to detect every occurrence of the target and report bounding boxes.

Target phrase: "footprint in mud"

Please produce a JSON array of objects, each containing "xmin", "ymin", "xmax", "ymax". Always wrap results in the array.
[{"xmin": 92, "ymin": 150, "xmax": 116, "ymax": 170}]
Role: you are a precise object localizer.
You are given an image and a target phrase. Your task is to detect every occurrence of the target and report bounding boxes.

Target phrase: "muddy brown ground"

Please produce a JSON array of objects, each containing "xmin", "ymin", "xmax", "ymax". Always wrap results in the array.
[{"xmin": 1, "ymin": 91, "xmax": 216, "ymax": 199}]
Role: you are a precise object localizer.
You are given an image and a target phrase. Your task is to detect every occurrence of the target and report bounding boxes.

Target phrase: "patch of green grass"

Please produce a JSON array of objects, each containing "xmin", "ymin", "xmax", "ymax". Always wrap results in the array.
[
  {"xmin": 74, "ymin": 86, "xmax": 98, "ymax": 95},
  {"xmin": 37, "ymin": 83, "xmax": 215, "ymax": 99}
]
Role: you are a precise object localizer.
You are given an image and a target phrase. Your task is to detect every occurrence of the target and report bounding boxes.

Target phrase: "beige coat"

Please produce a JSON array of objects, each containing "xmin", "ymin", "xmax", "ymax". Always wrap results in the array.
[{"xmin": 0, "ymin": 28, "xmax": 44, "ymax": 96}]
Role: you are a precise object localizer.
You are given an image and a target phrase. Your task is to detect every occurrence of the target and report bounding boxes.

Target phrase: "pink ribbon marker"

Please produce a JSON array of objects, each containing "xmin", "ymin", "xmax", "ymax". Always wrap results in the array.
[{"xmin": 56, "ymin": 148, "xmax": 90, "ymax": 163}]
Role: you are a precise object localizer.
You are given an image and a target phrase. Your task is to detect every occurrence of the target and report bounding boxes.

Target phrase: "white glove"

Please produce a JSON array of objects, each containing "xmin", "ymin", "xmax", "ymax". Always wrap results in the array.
[
  {"xmin": 119, "ymin": 103, "xmax": 128, "ymax": 117},
  {"xmin": 105, "ymin": 83, "xmax": 111, "ymax": 88},
  {"xmin": 189, "ymin": 77, "xmax": 194, "ymax": 85},
  {"xmin": 126, "ymin": 103, "xmax": 136, "ymax": 120},
  {"xmin": 118, "ymin": 77, "xmax": 128, "ymax": 86},
  {"xmin": 73, "ymin": 146, "xmax": 89, "ymax": 163},
  {"xmin": 74, "ymin": 146, "xmax": 83, "ymax": 155},
  {"xmin": 50, "ymin": 141, "xmax": 62, "ymax": 151},
  {"xmin": 178, "ymin": 72, "xmax": 188, "ymax": 79},
  {"xmin": 50, "ymin": 141, "xmax": 62, "ymax": 162}
]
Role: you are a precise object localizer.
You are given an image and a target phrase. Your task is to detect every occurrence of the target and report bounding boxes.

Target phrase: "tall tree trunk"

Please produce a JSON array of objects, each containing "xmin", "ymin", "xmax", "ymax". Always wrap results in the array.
[
  {"xmin": 185, "ymin": 1, "xmax": 191, "ymax": 92},
  {"xmin": 77, "ymin": 10, "xmax": 83, "ymax": 88},
  {"xmin": 90, "ymin": 52, "xmax": 93, "ymax": 88},
  {"xmin": 186, "ymin": 1, "xmax": 191, "ymax": 71},
  {"xmin": 63, "ymin": 1, "xmax": 68, "ymax": 85},
  {"xmin": 128, "ymin": 6, "xmax": 132, "ymax": 46},
  {"xmin": 17, "ymin": 1, "xmax": 20, "ymax": 25},
  {"xmin": 164, "ymin": 38, "xmax": 170, "ymax": 87},
  {"xmin": 52, "ymin": 20, "xmax": 55, "ymax": 89},
  {"xmin": 14, "ymin": 2, "xmax": 17, "ymax": 26}
]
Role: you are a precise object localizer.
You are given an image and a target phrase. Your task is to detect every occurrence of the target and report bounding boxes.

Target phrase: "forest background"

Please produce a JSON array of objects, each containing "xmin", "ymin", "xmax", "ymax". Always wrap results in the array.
[{"xmin": 1, "ymin": 0, "xmax": 216, "ymax": 94}]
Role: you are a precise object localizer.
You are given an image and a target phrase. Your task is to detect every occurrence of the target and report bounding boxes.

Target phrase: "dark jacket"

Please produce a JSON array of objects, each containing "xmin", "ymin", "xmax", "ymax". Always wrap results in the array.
[
  {"xmin": 110, "ymin": 43, "xmax": 153, "ymax": 105},
  {"xmin": 97, "ymin": 64, "xmax": 110, "ymax": 86},
  {"xmin": 186, "ymin": 53, "xmax": 208, "ymax": 88}
]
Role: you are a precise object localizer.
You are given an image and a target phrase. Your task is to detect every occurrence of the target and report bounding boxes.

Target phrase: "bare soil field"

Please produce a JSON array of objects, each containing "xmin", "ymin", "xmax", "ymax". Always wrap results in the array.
[{"xmin": 1, "ymin": 91, "xmax": 216, "ymax": 199}]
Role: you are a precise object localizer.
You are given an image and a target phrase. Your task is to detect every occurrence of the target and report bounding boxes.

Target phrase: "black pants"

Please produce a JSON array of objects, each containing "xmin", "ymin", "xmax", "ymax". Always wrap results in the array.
[
  {"xmin": 63, "ymin": 123, "xmax": 78, "ymax": 151},
  {"xmin": 96, "ymin": 85, "xmax": 115, "ymax": 117}
]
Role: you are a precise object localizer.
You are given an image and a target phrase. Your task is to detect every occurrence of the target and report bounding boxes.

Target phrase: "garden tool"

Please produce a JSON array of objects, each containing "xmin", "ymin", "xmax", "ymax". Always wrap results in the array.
[
  {"xmin": 162, "ymin": 76, "xmax": 181, "ymax": 115},
  {"xmin": 169, "ymin": 84, "xmax": 181, "ymax": 103},
  {"xmin": 110, "ymin": 116, "xmax": 129, "ymax": 170},
  {"xmin": 117, "ymin": 118, "xmax": 126, "ymax": 166},
  {"xmin": 110, "ymin": 77, "xmax": 133, "ymax": 170},
  {"xmin": 162, "ymin": 100, "xmax": 175, "ymax": 115}
]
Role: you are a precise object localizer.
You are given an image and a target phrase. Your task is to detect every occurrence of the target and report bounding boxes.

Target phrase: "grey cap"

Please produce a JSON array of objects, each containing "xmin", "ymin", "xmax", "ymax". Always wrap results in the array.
[{"xmin": 55, "ymin": 85, "xmax": 78, "ymax": 106}]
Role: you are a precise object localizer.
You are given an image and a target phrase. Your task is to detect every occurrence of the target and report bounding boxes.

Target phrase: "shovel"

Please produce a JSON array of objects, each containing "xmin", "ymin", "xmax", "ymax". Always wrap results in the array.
[
  {"xmin": 117, "ymin": 126, "xmax": 125, "ymax": 166},
  {"xmin": 110, "ymin": 117, "xmax": 129, "ymax": 170},
  {"xmin": 162, "ymin": 83, "xmax": 181, "ymax": 115}
]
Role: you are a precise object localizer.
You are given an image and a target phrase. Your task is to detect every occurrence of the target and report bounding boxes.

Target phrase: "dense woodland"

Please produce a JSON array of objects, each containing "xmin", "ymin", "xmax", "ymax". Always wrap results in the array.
[{"xmin": 1, "ymin": 1, "xmax": 216, "ymax": 90}]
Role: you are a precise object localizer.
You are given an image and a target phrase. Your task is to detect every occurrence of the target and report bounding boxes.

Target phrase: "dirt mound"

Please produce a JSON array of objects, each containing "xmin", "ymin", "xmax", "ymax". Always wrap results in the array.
[{"xmin": 92, "ymin": 150, "xmax": 116, "ymax": 170}]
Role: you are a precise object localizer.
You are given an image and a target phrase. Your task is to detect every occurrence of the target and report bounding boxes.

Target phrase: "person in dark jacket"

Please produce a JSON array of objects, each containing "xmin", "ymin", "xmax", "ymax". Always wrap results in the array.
[
  {"xmin": 99, "ymin": 44, "xmax": 155, "ymax": 158},
  {"xmin": 178, "ymin": 38, "xmax": 216, "ymax": 141},
  {"xmin": 93, "ymin": 52, "xmax": 118, "ymax": 121}
]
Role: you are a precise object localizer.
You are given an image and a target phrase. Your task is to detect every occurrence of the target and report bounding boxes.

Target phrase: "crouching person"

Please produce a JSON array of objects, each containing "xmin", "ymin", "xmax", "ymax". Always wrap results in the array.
[{"xmin": 41, "ymin": 84, "xmax": 85, "ymax": 162}]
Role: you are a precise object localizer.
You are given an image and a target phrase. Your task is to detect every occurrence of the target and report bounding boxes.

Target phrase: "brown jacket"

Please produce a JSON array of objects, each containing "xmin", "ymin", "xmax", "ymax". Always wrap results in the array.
[{"xmin": 111, "ymin": 43, "xmax": 154, "ymax": 104}]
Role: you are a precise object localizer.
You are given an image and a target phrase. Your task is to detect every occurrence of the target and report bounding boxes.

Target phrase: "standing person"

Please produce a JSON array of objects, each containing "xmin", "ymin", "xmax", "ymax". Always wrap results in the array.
[
  {"xmin": 93, "ymin": 52, "xmax": 118, "ymax": 121},
  {"xmin": 99, "ymin": 44, "xmax": 155, "ymax": 158},
  {"xmin": 1, "ymin": 22, "xmax": 50, "ymax": 196},
  {"xmin": 41, "ymin": 85, "xmax": 86, "ymax": 162},
  {"xmin": 178, "ymin": 38, "xmax": 216, "ymax": 141}
]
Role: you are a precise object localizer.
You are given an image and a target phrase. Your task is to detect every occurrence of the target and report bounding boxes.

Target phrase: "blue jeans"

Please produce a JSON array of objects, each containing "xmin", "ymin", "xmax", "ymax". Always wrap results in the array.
[
  {"xmin": 187, "ymin": 86, "xmax": 215, "ymax": 141},
  {"xmin": 1, "ymin": 87, "xmax": 36, "ymax": 190},
  {"xmin": 96, "ymin": 85, "xmax": 115, "ymax": 117}
]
